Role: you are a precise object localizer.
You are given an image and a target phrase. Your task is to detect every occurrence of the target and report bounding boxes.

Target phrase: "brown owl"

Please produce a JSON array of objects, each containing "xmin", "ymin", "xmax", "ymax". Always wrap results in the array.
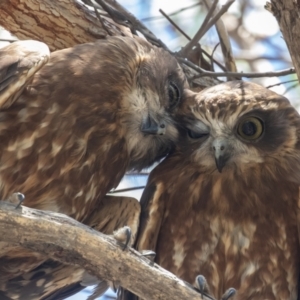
[
  {"xmin": 0, "ymin": 36, "xmax": 186, "ymax": 299},
  {"xmin": 126, "ymin": 81, "xmax": 300, "ymax": 300}
]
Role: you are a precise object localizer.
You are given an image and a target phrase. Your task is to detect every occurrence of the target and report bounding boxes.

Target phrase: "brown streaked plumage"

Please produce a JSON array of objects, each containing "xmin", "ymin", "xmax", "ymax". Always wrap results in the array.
[
  {"xmin": 0, "ymin": 37, "xmax": 186, "ymax": 299},
  {"xmin": 1, "ymin": 195, "xmax": 141, "ymax": 300},
  {"xmin": 125, "ymin": 81, "xmax": 300, "ymax": 300},
  {"xmin": 0, "ymin": 40, "xmax": 50, "ymax": 109}
]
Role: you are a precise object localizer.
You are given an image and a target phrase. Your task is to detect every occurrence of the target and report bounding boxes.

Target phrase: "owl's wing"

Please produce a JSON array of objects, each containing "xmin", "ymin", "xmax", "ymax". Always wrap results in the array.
[{"xmin": 0, "ymin": 40, "xmax": 50, "ymax": 109}]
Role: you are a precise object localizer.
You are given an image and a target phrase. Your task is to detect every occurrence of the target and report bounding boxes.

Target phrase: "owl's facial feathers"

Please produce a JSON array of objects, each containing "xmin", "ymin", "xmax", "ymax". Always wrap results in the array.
[
  {"xmin": 93, "ymin": 36, "xmax": 187, "ymax": 170},
  {"xmin": 178, "ymin": 81, "xmax": 300, "ymax": 180},
  {"xmin": 26, "ymin": 36, "xmax": 187, "ymax": 171}
]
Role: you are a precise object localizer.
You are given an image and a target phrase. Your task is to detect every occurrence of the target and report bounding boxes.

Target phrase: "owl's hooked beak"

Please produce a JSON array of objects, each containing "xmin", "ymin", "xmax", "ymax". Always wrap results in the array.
[
  {"xmin": 141, "ymin": 115, "xmax": 166, "ymax": 135},
  {"xmin": 212, "ymin": 138, "xmax": 231, "ymax": 173}
]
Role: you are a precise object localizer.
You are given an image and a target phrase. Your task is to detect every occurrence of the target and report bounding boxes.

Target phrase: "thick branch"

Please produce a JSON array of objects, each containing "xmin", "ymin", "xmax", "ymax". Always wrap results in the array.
[
  {"xmin": 0, "ymin": 201, "xmax": 206, "ymax": 300},
  {"xmin": 0, "ymin": 0, "xmax": 130, "ymax": 50},
  {"xmin": 266, "ymin": 1, "xmax": 300, "ymax": 82}
]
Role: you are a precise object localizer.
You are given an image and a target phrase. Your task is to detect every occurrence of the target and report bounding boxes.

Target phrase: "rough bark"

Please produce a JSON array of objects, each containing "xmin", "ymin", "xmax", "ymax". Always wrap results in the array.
[
  {"xmin": 0, "ymin": 201, "xmax": 209, "ymax": 300},
  {"xmin": 266, "ymin": 1, "xmax": 300, "ymax": 82},
  {"xmin": 0, "ymin": 0, "xmax": 130, "ymax": 51}
]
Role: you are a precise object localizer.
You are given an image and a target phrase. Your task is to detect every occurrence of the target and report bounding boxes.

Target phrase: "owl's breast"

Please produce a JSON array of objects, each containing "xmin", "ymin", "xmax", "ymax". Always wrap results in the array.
[{"xmin": 155, "ymin": 190, "xmax": 299, "ymax": 300}]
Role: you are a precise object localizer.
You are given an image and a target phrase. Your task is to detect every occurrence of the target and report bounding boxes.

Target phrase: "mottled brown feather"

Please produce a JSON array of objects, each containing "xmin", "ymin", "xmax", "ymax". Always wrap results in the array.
[
  {"xmin": 128, "ymin": 81, "xmax": 300, "ymax": 300},
  {"xmin": 0, "ymin": 40, "xmax": 50, "ymax": 109},
  {"xmin": 0, "ymin": 36, "xmax": 187, "ymax": 299}
]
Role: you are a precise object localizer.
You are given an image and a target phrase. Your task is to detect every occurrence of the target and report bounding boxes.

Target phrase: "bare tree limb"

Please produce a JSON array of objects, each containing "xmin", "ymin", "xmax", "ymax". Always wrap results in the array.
[
  {"xmin": 266, "ymin": 1, "xmax": 300, "ymax": 82},
  {"xmin": 181, "ymin": 0, "xmax": 234, "ymax": 58},
  {"xmin": 178, "ymin": 57, "xmax": 296, "ymax": 79},
  {"xmin": 209, "ymin": 43, "xmax": 219, "ymax": 71},
  {"xmin": 159, "ymin": 8, "xmax": 191, "ymax": 40},
  {"xmin": 109, "ymin": 186, "xmax": 145, "ymax": 193},
  {"xmin": 266, "ymin": 79, "xmax": 298, "ymax": 89},
  {"xmin": 0, "ymin": 38, "xmax": 17, "ymax": 43},
  {"xmin": 0, "ymin": 0, "xmax": 134, "ymax": 51},
  {"xmin": 158, "ymin": 8, "xmax": 227, "ymax": 71},
  {"xmin": 95, "ymin": 0, "xmax": 169, "ymax": 50},
  {"xmin": 0, "ymin": 201, "xmax": 208, "ymax": 300},
  {"xmin": 87, "ymin": 0, "xmax": 113, "ymax": 35},
  {"xmin": 142, "ymin": 2, "xmax": 202, "ymax": 22},
  {"xmin": 181, "ymin": 0, "xmax": 219, "ymax": 56},
  {"xmin": 203, "ymin": 0, "xmax": 237, "ymax": 75}
]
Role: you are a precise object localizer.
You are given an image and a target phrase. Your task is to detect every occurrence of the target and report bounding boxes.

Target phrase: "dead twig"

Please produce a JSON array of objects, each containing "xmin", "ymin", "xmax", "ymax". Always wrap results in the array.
[
  {"xmin": 0, "ymin": 38, "xmax": 17, "ymax": 43},
  {"xmin": 266, "ymin": 79, "xmax": 298, "ymax": 89},
  {"xmin": 142, "ymin": 2, "xmax": 202, "ymax": 22},
  {"xmin": 181, "ymin": 0, "xmax": 219, "ymax": 56},
  {"xmin": 178, "ymin": 57, "xmax": 296, "ymax": 79},
  {"xmin": 95, "ymin": 0, "xmax": 170, "ymax": 50},
  {"xmin": 181, "ymin": 0, "xmax": 234, "ymax": 57},
  {"xmin": 210, "ymin": 42, "xmax": 220, "ymax": 71},
  {"xmin": 158, "ymin": 8, "xmax": 227, "ymax": 71},
  {"xmin": 203, "ymin": 0, "xmax": 237, "ymax": 75},
  {"xmin": 86, "ymin": 0, "xmax": 112, "ymax": 35},
  {"xmin": 109, "ymin": 186, "xmax": 145, "ymax": 194}
]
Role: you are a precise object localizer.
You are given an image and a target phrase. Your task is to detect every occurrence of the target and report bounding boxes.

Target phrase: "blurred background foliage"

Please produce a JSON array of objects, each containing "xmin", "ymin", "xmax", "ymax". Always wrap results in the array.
[
  {"xmin": 0, "ymin": 0, "xmax": 298, "ymax": 299},
  {"xmin": 123, "ymin": 0, "xmax": 299, "ymax": 105}
]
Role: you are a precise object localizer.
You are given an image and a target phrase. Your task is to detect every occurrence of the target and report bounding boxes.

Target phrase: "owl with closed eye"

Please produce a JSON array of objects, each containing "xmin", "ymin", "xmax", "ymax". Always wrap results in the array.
[
  {"xmin": 124, "ymin": 81, "xmax": 300, "ymax": 300},
  {"xmin": 0, "ymin": 37, "xmax": 186, "ymax": 299}
]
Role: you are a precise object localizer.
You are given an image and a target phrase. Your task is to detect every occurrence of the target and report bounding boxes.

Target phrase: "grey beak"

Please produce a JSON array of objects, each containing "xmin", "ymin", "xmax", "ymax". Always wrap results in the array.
[
  {"xmin": 141, "ymin": 115, "xmax": 166, "ymax": 135},
  {"xmin": 212, "ymin": 138, "xmax": 230, "ymax": 173}
]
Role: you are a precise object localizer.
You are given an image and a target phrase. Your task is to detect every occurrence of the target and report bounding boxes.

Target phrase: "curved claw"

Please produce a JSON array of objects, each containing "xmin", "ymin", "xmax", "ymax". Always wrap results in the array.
[
  {"xmin": 195, "ymin": 275, "xmax": 210, "ymax": 299},
  {"xmin": 140, "ymin": 250, "xmax": 156, "ymax": 261},
  {"xmin": 7, "ymin": 192, "xmax": 25, "ymax": 209},
  {"xmin": 221, "ymin": 287, "xmax": 236, "ymax": 300},
  {"xmin": 113, "ymin": 226, "xmax": 132, "ymax": 251},
  {"xmin": 140, "ymin": 250, "xmax": 156, "ymax": 266}
]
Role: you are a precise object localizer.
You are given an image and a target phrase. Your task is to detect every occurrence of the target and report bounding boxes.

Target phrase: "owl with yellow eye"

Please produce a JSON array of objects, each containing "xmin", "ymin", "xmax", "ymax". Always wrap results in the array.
[{"xmin": 127, "ymin": 81, "xmax": 300, "ymax": 300}]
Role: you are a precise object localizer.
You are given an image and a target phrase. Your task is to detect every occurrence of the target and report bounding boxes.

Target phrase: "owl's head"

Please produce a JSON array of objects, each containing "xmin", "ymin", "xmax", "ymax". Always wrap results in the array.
[
  {"xmin": 177, "ymin": 81, "xmax": 300, "ymax": 181},
  {"xmin": 110, "ymin": 36, "xmax": 187, "ymax": 170}
]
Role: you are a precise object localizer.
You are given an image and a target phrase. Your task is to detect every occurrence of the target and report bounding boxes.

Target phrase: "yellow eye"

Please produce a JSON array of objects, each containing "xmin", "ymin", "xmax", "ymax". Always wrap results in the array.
[{"xmin": 237, "ymin": 117, "xmax": 264, "ymax": 140}]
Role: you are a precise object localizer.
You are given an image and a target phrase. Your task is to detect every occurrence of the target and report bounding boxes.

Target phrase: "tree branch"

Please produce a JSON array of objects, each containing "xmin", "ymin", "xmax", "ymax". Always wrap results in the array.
[
  {"xmin": 0, "ymin": 201, "xmax": 208, "ymax": 300},
  {"xmin": 178, "ymin": 57, "xmax": 296, "ymax": 79},
  {"xmin": 266, "ymin": 1, "xmax": 300, "ymax": 82},
  {"xmin": 181, "ymin": 0, "xmax": 218, "ymax": 57},
  {"xmin": 0, "ymin": 0, "xmax": 131, "ymax": 51},
  {"xmin": 202, "ymin": 0, "xmax": 237, "ymax": 74}
]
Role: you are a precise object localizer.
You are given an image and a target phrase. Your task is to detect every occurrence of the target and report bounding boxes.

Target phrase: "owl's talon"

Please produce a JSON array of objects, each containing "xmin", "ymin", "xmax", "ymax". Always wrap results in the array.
[
  {"xmin": 15, "ymin": 193, "xmax": 25, "ymax": 209},
  {"xmin": 140, "ymin": 250, "xmax": 156, "ymax": 260},
  {"xmin": 113, "ymin": 226, "xmax": 132, "ymax": 251},
  {"xmin": 195, "ymin": 275, "xmax": 210, "ymax": 299},
  {"xmin": 220, "ymin": 287, "xmax": 236, "ymax": 300},
  {"xmin": 7, "ymin": 192, "xmax": 25, "ymax": 209},
  {"xmin": 140, "ymin": 250, "xmax": 156, "ymax": 266},
  {"xmin": 111, "ymin": 281, "xmax": 118, "ymax": 293}
]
